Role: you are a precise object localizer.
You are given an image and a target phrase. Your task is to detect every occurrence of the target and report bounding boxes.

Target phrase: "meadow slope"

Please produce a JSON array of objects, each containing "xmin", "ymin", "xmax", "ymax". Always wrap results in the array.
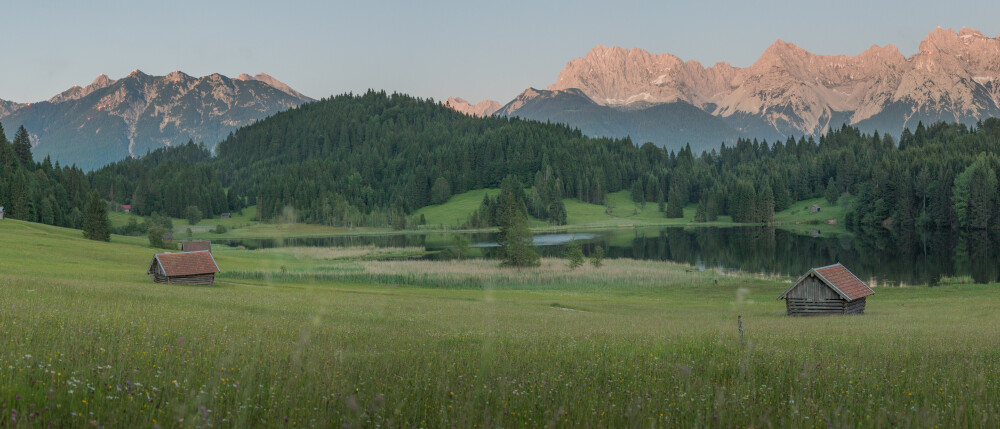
[{"xmin": 1, "ymin": 219, "xmax": 998, "ymax": 427}]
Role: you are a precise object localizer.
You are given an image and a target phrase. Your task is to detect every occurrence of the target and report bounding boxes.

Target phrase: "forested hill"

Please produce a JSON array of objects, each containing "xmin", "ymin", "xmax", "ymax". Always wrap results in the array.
[
  {"xmin": 212, "ymin": 90, "xmax": 644, "ymax": 223},
  {"xmin": 84, "ymin": 89, "xmax": 1000, "ymax": 233}
]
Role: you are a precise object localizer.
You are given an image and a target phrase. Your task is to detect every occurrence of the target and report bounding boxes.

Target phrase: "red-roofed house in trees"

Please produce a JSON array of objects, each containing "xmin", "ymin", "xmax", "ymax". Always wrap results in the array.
[
  {"xmin": 147, "ymin": 251, "xmax": 221, "ymax": 285},
  {"xmin": 778, "ymin": 263, "xmax": 874, "ymax": 315}
]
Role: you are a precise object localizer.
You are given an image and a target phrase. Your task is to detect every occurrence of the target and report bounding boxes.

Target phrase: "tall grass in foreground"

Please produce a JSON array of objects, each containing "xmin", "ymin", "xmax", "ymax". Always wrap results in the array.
[
  {"xmin": 2, "ymin": 220, "xmax": 1000, "ymax": 427},
  {"xmin": 3, "ymin": 270, "xmax": 1000, "ymax": 427}
]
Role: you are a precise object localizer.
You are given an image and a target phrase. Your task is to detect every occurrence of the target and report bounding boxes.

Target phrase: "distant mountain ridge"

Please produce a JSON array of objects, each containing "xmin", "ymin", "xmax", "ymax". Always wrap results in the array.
[
  {"xmin": 443, "ymin": 97, "xmax": 501, "ymax": 117},
  {"xmin": 449, "ymin": 27, "xmax": 1000, "ymax": 150},
  {"xmin": 0, "ymin": 70, "xmax": 312, "ymax": 170}
]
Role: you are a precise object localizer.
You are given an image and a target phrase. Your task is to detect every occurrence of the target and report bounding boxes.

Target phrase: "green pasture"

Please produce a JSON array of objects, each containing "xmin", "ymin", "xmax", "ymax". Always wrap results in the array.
[{"xmin": 2, "ymin": 219, "xmax": 995, "ymax": 427}]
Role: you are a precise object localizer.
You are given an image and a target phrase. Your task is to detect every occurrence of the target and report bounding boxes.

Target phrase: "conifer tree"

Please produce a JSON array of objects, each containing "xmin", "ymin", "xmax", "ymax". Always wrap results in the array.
[
  {"xmin": 758, "ymin": 184, "xmax": 775, "ymax": 223},
  {"xmin": 12, "ymin": 125, "xmax": 33, "ymax": 167},
  {"xmin": 564, "ymin": 240, "xmax": 584, "ymax": 269},
  {"xmin": 83, "ymin": 191, "xmax": 111, "ymax": 242},
  {"xmin": 590, "ymin": 245, "xmax": 604, "ymax": 268},
  {"xmin": 665, "ymin": 184, "xmax": 685, "ymax": 218},
  {"xmin": 497, "ymin": 188, "xmax": 538, "ymax": 268},
  {"xmin": 824, "ymin": 178, "xmax": 839, "ymax": 205}
]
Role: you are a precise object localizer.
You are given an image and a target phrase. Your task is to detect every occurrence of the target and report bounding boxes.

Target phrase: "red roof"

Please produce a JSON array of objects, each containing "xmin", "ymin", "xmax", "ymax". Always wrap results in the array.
[
  {"xmin": 121, "ymin": 205, "xmax": 132, "ymax": 210},
  {"xmin": 813, "ymin": 263, "xmax": 873, "ymax": 301},
  {"xmin": 151, "ymin": 251, "xmax": 220, "ymax": 277},
  {"xmin": 778, "ymin": 263, "xmax": 874, "ymax": 302}
]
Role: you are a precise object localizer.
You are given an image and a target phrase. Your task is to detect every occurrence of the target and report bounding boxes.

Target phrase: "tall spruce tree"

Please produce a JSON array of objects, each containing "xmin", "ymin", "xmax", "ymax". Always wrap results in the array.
[
  {"xmin": 12, "ymin": 125, "xmax": 33, "ymax": 167},
  {"xmin": 497, "ymin": 188, "xmax": 538, "ymax": 268},
  {"xmin": 665, "ymin": 184, "xmax": 685, "ymax": 218},
  {"xmin": 824, "ymin": 178, "xmax": 839, "ymax": 205},
  {"xmin": 83, "ymin": 191, "xmax": 111, "ymax": 241}
]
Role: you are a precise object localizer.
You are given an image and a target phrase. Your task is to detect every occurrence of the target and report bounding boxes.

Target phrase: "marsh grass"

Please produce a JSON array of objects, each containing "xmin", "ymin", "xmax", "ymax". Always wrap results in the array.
[
  {"xmin": 2, "ymin": 219, "xmax": 999, "ymax": 427},
  {"xmin": 260, "ymin": 245, "xmax": 428, "ymax": 261}
]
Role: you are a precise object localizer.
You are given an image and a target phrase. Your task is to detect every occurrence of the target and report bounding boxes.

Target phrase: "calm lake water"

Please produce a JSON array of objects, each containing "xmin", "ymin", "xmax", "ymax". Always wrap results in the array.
[{"xmin": 220, "ymin": 226, "xmax": 1000, "ymax": 285}]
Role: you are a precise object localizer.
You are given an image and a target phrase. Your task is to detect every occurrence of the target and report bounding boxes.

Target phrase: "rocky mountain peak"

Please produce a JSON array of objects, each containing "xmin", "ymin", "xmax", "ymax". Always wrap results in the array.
[
  {"xmin": 91, "ymin": 74, "xmax": 114, "ymax": 87},
  {"xmin": 48, "ymin": 73, "xmax": 118, "ymax": 103},
  {"xmin": 247, "ymin": 73, "xmax": 310, "ymax": 100},
  {"xmin": 499, "ymin": 27, "xmax": 1000, "ymax": 143},
  {"xmin": 166, "ymin": 70, "xmax": 192, "ymax": 82},
  {"xmin": 0, "ymin": 70, "xmax": 313, "ymax": 170},
  {"xmin": 443, "ymin": 97, "xmax": 501, "ymax": 117}
]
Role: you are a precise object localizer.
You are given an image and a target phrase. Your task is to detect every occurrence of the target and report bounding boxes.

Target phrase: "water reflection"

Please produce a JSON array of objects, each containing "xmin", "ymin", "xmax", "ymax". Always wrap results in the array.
[
  {"xmin": 470, "ymin": 233, "xmax": 598, "ymax": 248},
  {"xmin": 222, "ymin": 227, "xmax": 1000, "ymax": 285}
]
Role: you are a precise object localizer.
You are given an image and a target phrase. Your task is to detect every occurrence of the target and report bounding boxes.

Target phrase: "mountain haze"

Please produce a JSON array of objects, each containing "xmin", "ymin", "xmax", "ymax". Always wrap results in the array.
[
  {"xmin": 0, "ymin": 71, "xmax": 312, "ymax": 170},
  {"xmin": 455, "ymin": 27, "xmax": 1000, "ymax": 150}
]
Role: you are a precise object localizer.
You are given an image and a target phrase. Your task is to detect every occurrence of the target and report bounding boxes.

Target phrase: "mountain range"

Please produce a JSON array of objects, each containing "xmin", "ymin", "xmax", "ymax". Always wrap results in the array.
[
  {"xmin": 0, "ymin": 71, "xmax": 312, "ymax": 170},
  {"xmin": 452, "ymin": 27, "xmax": 1000, "ymax": 152}
]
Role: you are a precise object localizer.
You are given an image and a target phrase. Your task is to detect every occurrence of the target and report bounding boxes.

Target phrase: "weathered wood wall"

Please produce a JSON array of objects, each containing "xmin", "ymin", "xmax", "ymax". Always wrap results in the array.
[
  {"xmin": 150, "ymin": 264, "xmax": 168, "ymax": 283},
  {"xmin": 166, "ymin": 274, "xmax": 216, "ymax": 286},
  {"xmin": 785, "ymin": 276, "xmax": 840, "ymax": 300}
]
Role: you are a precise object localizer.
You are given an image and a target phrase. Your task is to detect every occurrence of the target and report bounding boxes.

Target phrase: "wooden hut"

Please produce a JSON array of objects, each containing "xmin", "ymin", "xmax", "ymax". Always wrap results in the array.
[
  {"xmin": 182, "ymin": 240, "xmax": 212, "ymax": 253},
  {"xmin": 809, "ymin": 204, "xmax": 822, "ymax": 213},
  {"xmin": 147, "ymin": 251, "xmax": 220, "ymax": 285},
  {"xmin": 778, "ymin": 263, "xmax": 873, "ymax": 315}
]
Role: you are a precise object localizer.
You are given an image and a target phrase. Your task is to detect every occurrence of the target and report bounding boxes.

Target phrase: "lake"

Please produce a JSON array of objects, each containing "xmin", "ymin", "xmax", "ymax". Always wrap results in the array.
[{"xmin": 220, "ymin": 226, "xmax": 1000, "ymax": 285}]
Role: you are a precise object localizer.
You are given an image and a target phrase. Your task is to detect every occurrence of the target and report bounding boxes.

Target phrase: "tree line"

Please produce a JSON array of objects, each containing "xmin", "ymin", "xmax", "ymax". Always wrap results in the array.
[
  {"xmin": 0, "ymin": 123, "xmax": 92, "ymax": 229},
  {"xmin": 11, "ymin": 90, "xmax": 1000, "ymax": 235}
]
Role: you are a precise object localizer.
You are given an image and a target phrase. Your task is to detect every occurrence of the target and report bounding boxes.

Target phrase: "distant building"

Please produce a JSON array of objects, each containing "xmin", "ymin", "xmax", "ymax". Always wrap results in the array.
[
  {"xmin": 147, "ymin": 251, "xmax": 221, "ymax": 285},
  {"xmin": 220, "ymin": 213, "xmax": 232, "ymax": 219},
  {"xmin": 0, "ymin": 205, "xmax": 4, "ymax": 220},
  {"xmin": 182, "ymin": 240, "xmax": 212, "ymax": 253},
  {"xmin": 810, "ymin": 230, "xmax": 821, "ymax": 237},
  {"xmin": 778, "ymin": 263, "xmax": 874, "ymax": 315},
  {"xmin": 809, "ymin": 205, "xmax": 822, "ymax": 213},
  {"xmin": 121, "ymin": 205, "xmax": 132, "ymax": 213}
]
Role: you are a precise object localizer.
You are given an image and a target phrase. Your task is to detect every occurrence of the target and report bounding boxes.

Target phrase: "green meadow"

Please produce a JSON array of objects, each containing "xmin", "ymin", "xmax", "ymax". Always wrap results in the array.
[{"xmin": 2, "ymin": 219, "xmax": 998, "ymax": 427}]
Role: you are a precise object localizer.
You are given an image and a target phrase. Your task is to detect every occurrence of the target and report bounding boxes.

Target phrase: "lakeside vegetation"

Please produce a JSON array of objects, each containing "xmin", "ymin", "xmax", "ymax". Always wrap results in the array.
[{"xmin": 2, "ymin": 219, "xmax": 1000, "ymax": 427}]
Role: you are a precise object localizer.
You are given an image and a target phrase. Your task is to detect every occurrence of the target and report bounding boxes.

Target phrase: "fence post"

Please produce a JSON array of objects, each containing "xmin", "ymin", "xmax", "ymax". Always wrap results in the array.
[{"xmin": 738, "ymin": 315, "xmax": 744, "ymax": 349}]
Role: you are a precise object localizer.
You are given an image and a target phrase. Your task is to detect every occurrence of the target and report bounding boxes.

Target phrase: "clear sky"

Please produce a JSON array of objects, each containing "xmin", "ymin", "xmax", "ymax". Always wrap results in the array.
[{"xmin": 3, "ymin": 0, "xmax": 999, "ymax": 105}]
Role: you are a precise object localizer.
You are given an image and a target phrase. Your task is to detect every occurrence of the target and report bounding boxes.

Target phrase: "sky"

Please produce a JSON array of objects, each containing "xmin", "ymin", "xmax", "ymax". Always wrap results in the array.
[{"xmin": 3, "ymin": 0, "xmax": 1000, "ymax": 105}]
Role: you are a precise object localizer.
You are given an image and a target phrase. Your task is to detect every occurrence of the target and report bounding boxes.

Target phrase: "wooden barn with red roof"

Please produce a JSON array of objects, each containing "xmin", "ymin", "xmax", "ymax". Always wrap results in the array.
[
  {"xmin": 147, "ymin": 251, "xmax": 221, "ymax": 285},
  {"xmin": 778, "ymin": 263, "xmax": 873, "ymax": 315}
]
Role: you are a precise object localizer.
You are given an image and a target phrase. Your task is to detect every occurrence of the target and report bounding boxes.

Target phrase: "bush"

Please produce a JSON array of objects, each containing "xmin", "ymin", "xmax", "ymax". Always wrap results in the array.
[
  {"xmin": 565, "ymin": 240, "xmax": 584, "ymax": 270},
  {"xmin": 148, "ymin": 227, "xmax": 168, "ymax": 248},
  {"xmin": 590, "ymin": 246, "xmax": 604, "ymax": 268},
  {"xmin": 213, "ymin": 224, "xmax": 228, "ymax": 234},
  {"xmin": 185, "ymin": 206, "xmax": 203, "ymax": 225}
]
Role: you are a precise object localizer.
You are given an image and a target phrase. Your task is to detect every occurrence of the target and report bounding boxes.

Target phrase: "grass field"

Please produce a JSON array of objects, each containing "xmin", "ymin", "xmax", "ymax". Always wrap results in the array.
[
  {"xmin": 414, "ymin": 188, "xmax": 498, "ymax": 227},
  {"xmin": 2, "ymin": 218, "xmax": 999, "ymax": 427}
]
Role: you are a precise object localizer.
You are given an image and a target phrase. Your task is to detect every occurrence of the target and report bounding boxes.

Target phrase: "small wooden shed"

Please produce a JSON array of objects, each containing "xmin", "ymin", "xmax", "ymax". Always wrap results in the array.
[
  {"xmin": 778, "ymin": 263, "xmax": 873, "ymax": 315},
  {"xmin": 147, "ymin": 251, "xmax": 221, "ymax": 285},
  {"xmin": 182, "ymin": 240, "xmax": 212, "ymax": 253},
  {"xmin": 809, "ymin": 204, "xmax": 822, "ymax": 213}
]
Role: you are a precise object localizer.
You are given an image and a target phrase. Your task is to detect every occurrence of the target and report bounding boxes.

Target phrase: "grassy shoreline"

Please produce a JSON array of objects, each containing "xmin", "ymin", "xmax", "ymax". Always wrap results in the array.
[{"xmin": 109, "ymin": 191, "xmax": 851, "ymax": 241}]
